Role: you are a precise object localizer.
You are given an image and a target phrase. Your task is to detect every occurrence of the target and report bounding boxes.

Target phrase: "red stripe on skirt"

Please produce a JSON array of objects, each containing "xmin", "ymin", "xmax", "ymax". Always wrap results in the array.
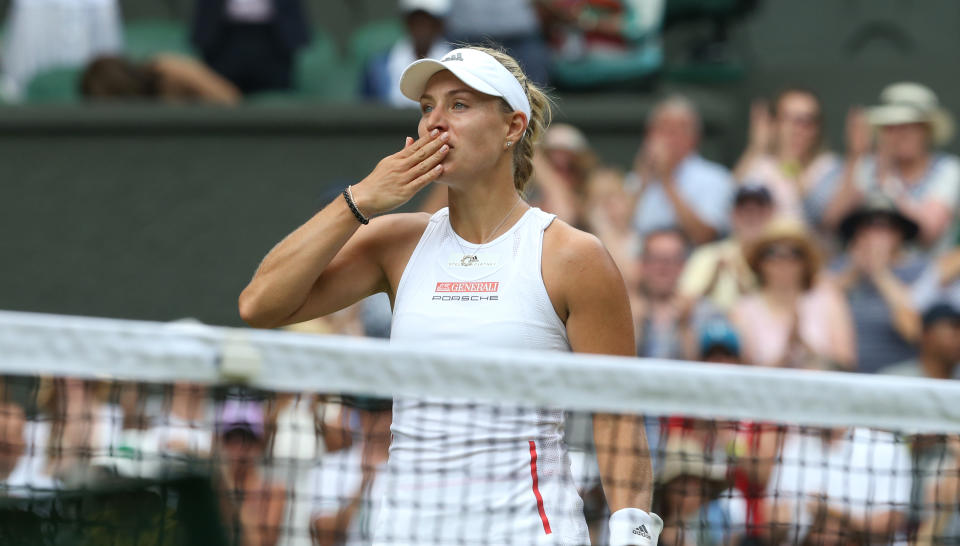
[{"xmin": 528, "ymin": 440, "xmax": 552, "ymax": 535}]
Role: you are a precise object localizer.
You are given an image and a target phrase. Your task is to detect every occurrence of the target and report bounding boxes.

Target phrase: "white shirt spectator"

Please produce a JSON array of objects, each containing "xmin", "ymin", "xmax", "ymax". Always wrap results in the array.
[
  {"xmin": 385, "ymin": 38, "xmax": 451, "ymax": 108},
  {"xmin": 630, "ymin": 154, "xmax": 735, "ymax": 238},
  {"xmin": 767, "ymin": 427, "xmax": 912, "ymax": 543},
  {"xmin": 309, "ymin": 444, "xmax": 388, "ymax": 545},
  {"xmin": 1, "ymin": 0, "xmax": 122, "ymax": 101}
]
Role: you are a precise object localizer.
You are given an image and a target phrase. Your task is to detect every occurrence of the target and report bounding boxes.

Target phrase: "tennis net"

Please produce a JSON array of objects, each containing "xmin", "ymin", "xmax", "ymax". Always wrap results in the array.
[{"xmin": 1, "ymin": 309, "xmax": 959, "ymax": 545}]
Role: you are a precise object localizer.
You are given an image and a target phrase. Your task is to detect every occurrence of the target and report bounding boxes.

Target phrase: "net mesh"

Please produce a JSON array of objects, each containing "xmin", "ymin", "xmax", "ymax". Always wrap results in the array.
[{"xmin": 2, "ymin": 310, "xmax": 960, "ymax": 545}]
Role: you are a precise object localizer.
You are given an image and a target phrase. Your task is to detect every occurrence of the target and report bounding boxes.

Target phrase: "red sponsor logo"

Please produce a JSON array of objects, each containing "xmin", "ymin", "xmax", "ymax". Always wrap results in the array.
[{"xmin": 435, "ymin": 281, "xmax": 499, "ymax": 293}]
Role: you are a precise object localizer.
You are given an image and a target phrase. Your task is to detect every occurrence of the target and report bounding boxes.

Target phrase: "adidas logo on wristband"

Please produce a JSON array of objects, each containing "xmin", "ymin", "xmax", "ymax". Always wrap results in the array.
[{"xmin": 633, "ymin": 524, "xmax": 651, "ymax": 539}]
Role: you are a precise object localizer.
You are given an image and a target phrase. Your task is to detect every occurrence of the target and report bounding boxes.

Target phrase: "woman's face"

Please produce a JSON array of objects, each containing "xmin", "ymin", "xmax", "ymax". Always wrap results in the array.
[
  {"xmin": 418, "ymin": 70, "xmax": 519, "ymax": 186},
  {"xmin": 880, "ymin": 122, "xmax": 930, "ymax": 163},
  {"xmin": 775, "ymin": 92, "xmax": 820, "ymax": 161},
  {"xmin": 586, "ymin": 171, "xmax": 631, "ymax": 228},
  {"xmin": 758, "ymin": 241, "xmax": 807, "ymax": 290}
]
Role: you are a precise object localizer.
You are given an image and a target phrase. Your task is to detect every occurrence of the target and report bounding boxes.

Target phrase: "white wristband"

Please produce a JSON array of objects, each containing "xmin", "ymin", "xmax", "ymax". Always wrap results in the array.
[{"xmin": 608, "ymin": 508, "xmax": 663, "ymax": 546}]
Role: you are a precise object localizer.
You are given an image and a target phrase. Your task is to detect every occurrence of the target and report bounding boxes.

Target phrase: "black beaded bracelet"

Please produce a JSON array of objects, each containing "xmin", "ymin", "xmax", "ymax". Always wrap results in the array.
[{"xmin": 343, "ymin": 186, "xmax": 370, "ymax": 225}]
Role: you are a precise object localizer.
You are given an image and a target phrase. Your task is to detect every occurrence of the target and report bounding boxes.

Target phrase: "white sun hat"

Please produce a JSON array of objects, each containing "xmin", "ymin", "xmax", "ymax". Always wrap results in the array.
[
  {"xmin": 868, "ymin": 82, "xmax": 955, "ymax": 145},
  {"xmin": 399, "ymin": 47, "xmax": 531, "ymax": 123}
]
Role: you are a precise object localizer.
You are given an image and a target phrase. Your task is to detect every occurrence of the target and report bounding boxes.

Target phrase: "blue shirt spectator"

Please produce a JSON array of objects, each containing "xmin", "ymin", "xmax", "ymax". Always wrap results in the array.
[
  {"xmin": 629, "ymin": 96, "xmax": 734, "ymax": 246},
  {"xmin": 630, "ymin": 155, "xmax": 734, "ymax": 241}
]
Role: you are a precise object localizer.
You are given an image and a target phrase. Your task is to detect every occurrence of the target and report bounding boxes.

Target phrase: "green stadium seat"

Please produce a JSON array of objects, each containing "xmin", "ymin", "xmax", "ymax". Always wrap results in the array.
[
  {"xmin": 123, "ymin": 19, "xmax": 194, "ymax": 60},
  {"xmin": 347, "ymin": 19, "xmax": 404, "ymax": 68},
  {"xmin": 24, "ymin": 67, "xmax": 83, "ymax": 104},
  {"xmin": 295, "ymin": 30, "xmax": 357, "ymax": 101}
]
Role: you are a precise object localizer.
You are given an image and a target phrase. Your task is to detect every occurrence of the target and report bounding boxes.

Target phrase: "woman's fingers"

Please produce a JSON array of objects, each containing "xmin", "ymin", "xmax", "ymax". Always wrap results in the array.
[
  {"xmin": 398, "ymin": 129, "xmax": 441, "ymax": 159},
  {"xmin": 408, "ymin": 163, "xmax": 444, "ymax": 193},
  {"xmin": 406, "ymin": 143, "xmax": 449, "ymax": 181},
  {"xmin": 402, "ymin": 132, "xmax": 448, "ymax": 169}
]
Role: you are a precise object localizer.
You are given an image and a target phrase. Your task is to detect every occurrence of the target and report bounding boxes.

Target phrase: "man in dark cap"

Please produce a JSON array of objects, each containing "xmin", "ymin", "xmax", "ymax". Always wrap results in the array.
[
  {"xmin": 879, "ymin": 302, "xmax": 960, "ymax": 379},
  {"xmin": 679, "ymin": 184, "xmax": 774, "ymax": 313},
  {"xmin": 831, "ymin": 194, "xmax": 926, "ymax": 373}
]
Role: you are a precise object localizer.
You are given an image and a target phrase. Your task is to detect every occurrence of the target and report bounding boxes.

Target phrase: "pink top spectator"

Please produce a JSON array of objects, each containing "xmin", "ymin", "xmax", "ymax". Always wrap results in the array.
[{"xmin": 731, "ymin": 283, "xmax": 849, "ymax": 368}]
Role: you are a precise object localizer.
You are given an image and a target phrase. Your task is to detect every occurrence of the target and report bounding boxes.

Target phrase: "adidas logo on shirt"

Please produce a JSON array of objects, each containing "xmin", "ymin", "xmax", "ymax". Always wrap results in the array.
[{"xmin": 633, "ymin": 524, "xmax": 651, "ymax": 539}]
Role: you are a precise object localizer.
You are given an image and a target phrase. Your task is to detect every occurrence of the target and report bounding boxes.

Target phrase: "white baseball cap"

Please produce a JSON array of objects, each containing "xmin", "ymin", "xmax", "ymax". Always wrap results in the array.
[
  {"xmin": 399, "ymin": 47, "xmax": 531, "ymax": 124},
  {"xmin": 399, "ymin": 0, "xmax": 450, "ymax": 17}
]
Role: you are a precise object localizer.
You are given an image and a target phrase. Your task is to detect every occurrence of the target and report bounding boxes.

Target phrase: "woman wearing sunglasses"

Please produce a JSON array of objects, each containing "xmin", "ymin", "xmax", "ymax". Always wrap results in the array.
[{"xmin": 730, "ymin": 217, "xmax": 856, "ymax": 370}]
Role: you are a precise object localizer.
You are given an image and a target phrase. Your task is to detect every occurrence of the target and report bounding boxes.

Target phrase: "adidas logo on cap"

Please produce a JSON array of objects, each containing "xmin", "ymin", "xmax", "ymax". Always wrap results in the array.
[
  {"xmin": 633, "ymin": 524, "xmax": 651, "ymax": 539},
  {"xmin": 442, "ymin": 52, "xmax": 463, "ymax": 62}
]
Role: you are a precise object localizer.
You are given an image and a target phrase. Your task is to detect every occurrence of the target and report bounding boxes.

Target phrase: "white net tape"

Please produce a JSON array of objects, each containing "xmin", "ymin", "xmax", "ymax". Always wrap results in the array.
[{"xmin": 3, "ymin": 310, "xmax": 959, "ymax": 433}]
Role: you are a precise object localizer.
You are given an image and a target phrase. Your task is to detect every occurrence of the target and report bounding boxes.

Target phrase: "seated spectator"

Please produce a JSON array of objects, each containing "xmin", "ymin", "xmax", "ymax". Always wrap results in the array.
[
  {"xmin": 0, "ymin": 381, "xmax": 55, "ymax": 497},
  {"xmin": 823, "ymin": 83, "xmax": 960, "ymax": 254},
  {"xmin": 0, "ymin": 0, "xmax": 122, "ymax": 101},
  {"xmin": 362, "ymin": 0, "xmax": 452, "ymax": 108},
  {"xmin": 309, "ymin": 396, "xmax": 392, "ymax": 546},
  {"xmin": 217, "ymin": 399, "xmax": 287, "ymax": 546},
  {"xmin": 698, "ymin": 319, "xmax": 741, "ymax": 364},
  {"xmin": 653, "ymin": 435, "xmax": 729, "ymax": 546},
  {"xmin": 629, "ymin": 96, "xmax": 734, "ymax": 245},
  {"xmin": 731, "ymin": 218, "xmax": 855, "ymax": 369},
  {"xmin": 139, "ymin": 383, "xmax": 214, "ymax": 460},
  {"xmin": 764, "ymin": 427, "xmax": 912, "ymax": 545},
  {"xmin": 0, "ymin": 400, "xmax": 27, "ymax": 484},
  {"xmin": 914, "ymin": 435, "xmax": 960, "ymax": 545},
  {"xmin": 80, "ymin": 55, "xmax": 241, "ymax": 105},
  {"xmin": 831, "ymin": 196, "xmax": 924, "ymax": 373},
  {"xmin": 530, "ymin": 123, "xmax": 597, "ymax": 227},
  {"xmin": 678, "ymin": 185, "xmax": 773, "ymax": 313},
  {"xmin": 879, "ymin": 302, "xmax": 960, "ymax": 379},
  {"xmin": 631, "ymin": 228, "xmax": 700, "ymax": 360},
  {"xmin": 583, "ymin": 167, "xmax": 639, "ymax": 285},
  {"xmin": 445, "ymin": 0, "xmax": 550, "ymax": 85},
  {"xmin": 913, "ymin": 245, "xmax": 960, "ymax": 311},
  {"xmin": 192, "ymin": 0, "xmax": 311, "ymax": 94},
  {"xmin": 540, "ymin": 0, "xmax": 664, "ymax": 88},
  {"xmin": 734, "ymin": 88, "xmax": 841, "ymax": 224},
  {"xmin": 879, "ymin": 303, "xmax": 960, "ymax": 542},
  {"xmin": 36, "ymin": 378, "xmax": 124, "ymax": 485}
]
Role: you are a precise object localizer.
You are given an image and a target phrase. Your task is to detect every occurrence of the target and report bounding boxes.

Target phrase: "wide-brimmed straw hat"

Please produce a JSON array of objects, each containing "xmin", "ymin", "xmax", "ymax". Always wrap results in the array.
[
  {"xmin": 744, "ymin": 217, "xmax": 822, "ymax": 289},
  {"xmin": 838, "ymin": 193, "xmax": 920, "ymax": 245},
  {"xmin": 868, "ymin": 82, "xmax": 955, "ymax": 145}
]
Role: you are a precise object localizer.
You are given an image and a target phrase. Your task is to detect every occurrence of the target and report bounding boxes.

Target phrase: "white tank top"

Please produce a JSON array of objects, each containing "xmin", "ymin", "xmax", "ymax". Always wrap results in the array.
[{"xmin": 379, "ymin": 207, "xmax": 587, "ymax": 546}]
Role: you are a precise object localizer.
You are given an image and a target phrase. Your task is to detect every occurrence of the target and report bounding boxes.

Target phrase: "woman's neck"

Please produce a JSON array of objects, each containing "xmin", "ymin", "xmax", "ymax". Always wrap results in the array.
[{"xmin": 446, "ymin": 170, "xmax": 527, "ymax": 244}]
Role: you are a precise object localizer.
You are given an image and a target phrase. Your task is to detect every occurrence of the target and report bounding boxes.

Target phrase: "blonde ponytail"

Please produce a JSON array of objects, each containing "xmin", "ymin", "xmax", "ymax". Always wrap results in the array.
[{"xmin": 469, "ymin": 46, "xmax": 553, "ymax": 194}]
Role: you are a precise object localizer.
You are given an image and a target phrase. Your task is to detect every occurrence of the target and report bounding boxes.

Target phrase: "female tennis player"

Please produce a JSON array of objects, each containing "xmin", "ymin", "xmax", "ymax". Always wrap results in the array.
[{"xmin": 239, "ymin": 46, "xmax": 661, "ymax": 546}]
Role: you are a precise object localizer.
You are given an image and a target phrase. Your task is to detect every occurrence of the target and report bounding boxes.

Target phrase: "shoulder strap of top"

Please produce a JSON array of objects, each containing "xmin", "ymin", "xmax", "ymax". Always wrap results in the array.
[{"xmin": 526, "ymin": 206, "xmax": 557, "ymax": 233}]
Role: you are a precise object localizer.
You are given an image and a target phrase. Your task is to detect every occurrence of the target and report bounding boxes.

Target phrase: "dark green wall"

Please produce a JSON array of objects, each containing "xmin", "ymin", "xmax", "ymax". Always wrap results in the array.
[{"xmin": 2, "ymin": 97, "xmax": 734, "ymax": 325}]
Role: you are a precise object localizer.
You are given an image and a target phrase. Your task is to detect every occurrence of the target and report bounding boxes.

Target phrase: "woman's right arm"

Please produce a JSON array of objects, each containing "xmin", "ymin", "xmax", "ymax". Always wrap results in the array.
[{"xmin": 238, "ymin": 131, "xmax": 449, "ymax": 328}]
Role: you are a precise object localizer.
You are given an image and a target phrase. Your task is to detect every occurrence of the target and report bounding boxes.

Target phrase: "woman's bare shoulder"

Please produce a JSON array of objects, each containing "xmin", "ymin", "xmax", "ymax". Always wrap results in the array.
[
  {"xmin": 367, "ymin": 211, "xmax": 433, "ymax": 243},
  {"xmin": 543, "ymin": 217, "xmax": 610, "ymax": 267}
]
